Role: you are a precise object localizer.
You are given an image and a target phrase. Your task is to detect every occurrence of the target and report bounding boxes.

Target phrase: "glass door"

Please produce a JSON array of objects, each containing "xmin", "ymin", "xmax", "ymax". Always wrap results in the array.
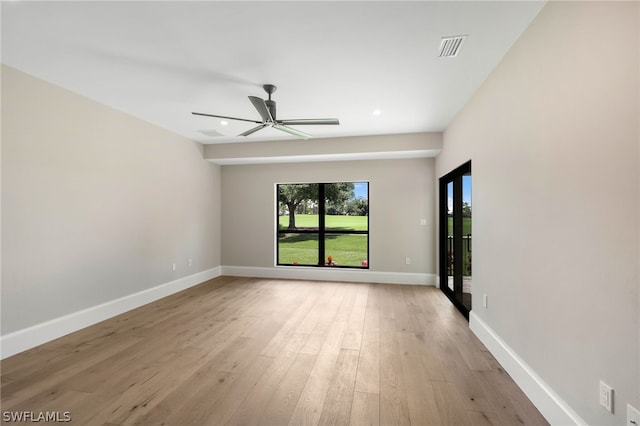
[{"xmin": 440, "ymin": 161, "xmax": 472, "ymax": 318}]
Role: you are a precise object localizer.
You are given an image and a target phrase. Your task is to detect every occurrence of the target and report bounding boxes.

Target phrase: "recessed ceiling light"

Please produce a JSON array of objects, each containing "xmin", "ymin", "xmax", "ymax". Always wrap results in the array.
[
  {"xmin": 220, "ymin": 120, "xmax": 229, "ymax": 126},
  {"xmin": 372, "ymin": 109, "xmax": 382, "ymax": 116}
]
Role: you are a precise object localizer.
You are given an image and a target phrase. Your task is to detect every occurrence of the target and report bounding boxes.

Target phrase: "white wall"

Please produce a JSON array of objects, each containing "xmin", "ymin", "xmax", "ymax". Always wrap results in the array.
[
  {"xmin": 221, "ymin": 157, "xmax": 435, "ymax": 279},
  {"xmin": 2, "ymin": 65, "xmax": 221, "ymax": 336},
  {"xmin": 436, "ymin": 2, "xmax": 639, "ymax": 425}
]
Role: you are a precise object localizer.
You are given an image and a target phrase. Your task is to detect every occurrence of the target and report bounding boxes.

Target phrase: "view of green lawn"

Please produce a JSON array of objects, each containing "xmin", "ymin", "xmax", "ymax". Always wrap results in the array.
[
  {"xmin": 278, "ymin": 214, "xmax": 368, "ymax": 267},
  {"xmin": 279, "ymin": 214, "xmax": 367, "ymax": 231},
  {"xmin": 447, "ymin": 217, "xmax": 472, "ymax": 235}
]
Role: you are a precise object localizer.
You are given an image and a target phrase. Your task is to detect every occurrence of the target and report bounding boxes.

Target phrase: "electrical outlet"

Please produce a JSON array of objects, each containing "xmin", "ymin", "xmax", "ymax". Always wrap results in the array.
[
  {"xmin": 172, "ymin": 263, "xmax": 176, "ymax": 272},
  {"xmin": 483, "ymin": 293, "xmax": 488, "ymax": 308},
  {"xmin": 599, "ymin": 381, "xmax": 613, "ymax": 413},
  {"xmin": 628, "ymin": 404, "xmax": 640, "ymax": 426},
  {"xmin": 188, "ymin": 258, "xmax": 193, "ymax": 267},
  {"xmin": 405, "ymin": 257, "xmax": 411, "ymax": 265}
]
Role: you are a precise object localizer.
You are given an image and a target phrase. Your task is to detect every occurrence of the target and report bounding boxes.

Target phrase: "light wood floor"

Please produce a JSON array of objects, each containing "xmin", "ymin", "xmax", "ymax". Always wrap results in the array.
[{"xmin": 1, "ymin": 277, "xmax": 548, "ymax": 425}]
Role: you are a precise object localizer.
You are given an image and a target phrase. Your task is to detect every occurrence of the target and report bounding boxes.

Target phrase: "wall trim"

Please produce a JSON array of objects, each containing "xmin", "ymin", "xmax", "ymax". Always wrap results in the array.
[
  {"xmin": 469, "ymin": 311, "xmax": 587, "ymax": 426},
  {"xmin": 0, "ymin": 266, "xmax": 222, "ymax": 359},
  {"xmin": 222, "ymin": 265, "xmax": 435, "ymax": 286}
]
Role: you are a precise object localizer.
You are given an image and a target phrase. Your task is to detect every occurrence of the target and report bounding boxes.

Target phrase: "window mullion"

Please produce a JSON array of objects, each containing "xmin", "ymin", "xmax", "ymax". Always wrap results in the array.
[{"xmin": 318, "ymin": 183, "xmax": 326, "ymax": 266}]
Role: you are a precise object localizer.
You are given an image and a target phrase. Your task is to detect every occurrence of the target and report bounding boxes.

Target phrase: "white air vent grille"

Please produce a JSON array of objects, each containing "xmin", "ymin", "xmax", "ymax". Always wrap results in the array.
[
  {"xmin": 199, "ymin": 129, "xmax": 225, "ymax": 137},
  {"xmin": 438, "ymin": 35, "xmax": 467, "ymax": 58}
]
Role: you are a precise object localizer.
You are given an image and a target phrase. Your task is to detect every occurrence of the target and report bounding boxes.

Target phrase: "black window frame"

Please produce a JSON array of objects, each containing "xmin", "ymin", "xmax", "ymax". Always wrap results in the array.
[{"xmin": 276, "ymin": 182, "xmax": 369, "ymax": 269}]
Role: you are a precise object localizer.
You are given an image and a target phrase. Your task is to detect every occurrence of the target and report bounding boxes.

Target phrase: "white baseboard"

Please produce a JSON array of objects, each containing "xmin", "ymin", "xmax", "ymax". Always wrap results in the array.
[
  {"xmin": 0, "ymin": 266, "xmax": 222, "ymax": 359},
  {"xmin": 469, "ymin": 311, "xmax": 587, "ymax": 426},
  {"xmin": 222, "ymin": 265, "xmax": 435, "ymax": 286}
]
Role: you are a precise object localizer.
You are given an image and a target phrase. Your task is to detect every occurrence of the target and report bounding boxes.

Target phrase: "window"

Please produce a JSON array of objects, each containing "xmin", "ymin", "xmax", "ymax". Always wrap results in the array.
[{"xmin": 277, "ymin": 182, "xmax": 369, "ymax": 268}]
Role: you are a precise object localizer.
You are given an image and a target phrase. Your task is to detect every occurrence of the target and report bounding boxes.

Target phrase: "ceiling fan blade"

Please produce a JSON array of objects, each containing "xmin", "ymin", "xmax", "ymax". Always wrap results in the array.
[
  {"xmin": 278, "ymin": 118, "xmax": 340, "ymax": 125},
  {"xmin": 239, "ymin": 123, "xmax": 268, "ymax": 137},
  {"xmin": 248, "ymin": 96, "xmax": 273, "ymax": 122},
  {"xmin": 273, "ymin": 124, "xmax": 312, "ymax": 140},
  {"xmin": 192, "ymin": 112, "xmax": 261, "ymax": 124}
]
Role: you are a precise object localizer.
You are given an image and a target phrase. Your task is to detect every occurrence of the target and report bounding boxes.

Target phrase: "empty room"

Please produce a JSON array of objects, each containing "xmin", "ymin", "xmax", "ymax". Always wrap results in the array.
[{"xmin": 1, "ymin": 1, "xmax": 638, "ymax": 425}]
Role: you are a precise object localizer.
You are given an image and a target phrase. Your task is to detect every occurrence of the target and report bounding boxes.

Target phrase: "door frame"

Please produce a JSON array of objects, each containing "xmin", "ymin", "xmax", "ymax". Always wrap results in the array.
[{"xmin": 439, "ymin": 161, "xmax": 471, "ymax": 319}]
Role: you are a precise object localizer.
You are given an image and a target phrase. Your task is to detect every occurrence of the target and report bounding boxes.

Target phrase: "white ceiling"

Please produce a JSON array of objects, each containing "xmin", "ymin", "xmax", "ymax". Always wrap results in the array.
[{"xmin": 1, "ymin": 1, "xmax": 546, "ymax": 145}]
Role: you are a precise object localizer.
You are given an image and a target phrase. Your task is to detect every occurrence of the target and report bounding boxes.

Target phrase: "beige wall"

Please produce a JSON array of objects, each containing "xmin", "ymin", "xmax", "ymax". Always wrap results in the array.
[
  {"xmin": 221, "ymin": 157, "xmax": 435, "ymax": 274},
  {"xmin": 437, "ymin": 2, "xmax": 639, "ymax": 424},
  {"xmin": 1, "ymin": 65, "xmax": 221, "ymax": 335}
]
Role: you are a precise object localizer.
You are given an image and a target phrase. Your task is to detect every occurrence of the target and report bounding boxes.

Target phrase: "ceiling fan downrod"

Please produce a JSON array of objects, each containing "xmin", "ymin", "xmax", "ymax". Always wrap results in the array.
[
  {"xmin": 263, "ymin": 84, "xmax": 277, "ymax": 99},
  {"xmin": 263, "ymin": 84, "xmax": 277, "ymax": 120}
]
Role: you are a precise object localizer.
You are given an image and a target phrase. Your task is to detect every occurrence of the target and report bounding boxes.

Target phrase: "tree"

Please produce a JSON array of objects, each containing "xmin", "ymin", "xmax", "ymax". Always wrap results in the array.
[
  {"xmin": 462, "ymin": 201, "xmax": 472, "ymax": 217},
  {"xmin": 325, "ymin": 182, "xmax": 355, "ymax": 215},
  {"xmin": 346, "ymin": 198, "xmax": 369, "ymax": 216},
  {"xmin": 279, "ymin": 184, "xmax": 317, "ymax": 230},
  {"xmin": 278, "ymin": 183, "xmax": 355, "ymax": 229}
]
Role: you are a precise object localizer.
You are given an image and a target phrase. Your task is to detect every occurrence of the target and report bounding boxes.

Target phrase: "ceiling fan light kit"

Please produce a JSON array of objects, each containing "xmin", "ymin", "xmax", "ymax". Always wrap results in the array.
[{"xmin": 192, "ymin": 84, "xmax": 340, "ymax": 140}]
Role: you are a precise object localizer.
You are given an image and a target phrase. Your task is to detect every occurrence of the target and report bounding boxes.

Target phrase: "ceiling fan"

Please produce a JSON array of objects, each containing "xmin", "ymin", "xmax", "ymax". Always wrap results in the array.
[{"xmin": 192, "ymin": 84, "xmax": 339, "ymax": 140}]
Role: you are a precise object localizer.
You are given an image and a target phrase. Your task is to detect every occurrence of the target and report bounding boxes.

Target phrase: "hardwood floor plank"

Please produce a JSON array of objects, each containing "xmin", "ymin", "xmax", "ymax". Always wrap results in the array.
[
  {"xmin": 333, "ymin": 283, "xmax": 358, "ymax": 323},
  {"xmin": 133, "ymin": 370, "xmax": 238, "ymax": 426},
  {"xmin": 1, "ymin": 279, "xmax": 547, "ymax": 426},
  {"xmin": 466, "ymin": 409, "xmax": 505, "ymax": 426},
  {"xmin": 260, "ymin": 290, "xmax": 318, "ymax": 357},
  {"xmin": 354, "ymin": 329, "xmax": 380, "ymax": 394},
  {"xmin": 453, "ymin": 332, "xmax": 493, "ymax": 372},
  {"xmin": 224, "ymin": 332, "xmax": 309, "ymax": 426},
  {"xmin": 349, "ymin": 391, "xmax": 380, "ymax": 426},
  {"xmin": 317, "ymin": 349, "xmax": 359, "ymax": 426},
  {"xmin": 295, "ymin": 283, "xmax": 338, "ymax": 334},
  {"xmin": 1, "ymin": 334, "xmax": 145, "ymax": 406},
  {"xmin": 432, "ymin": 380, "xmax": 472, "ymax": 426},
  {"xmin": 80, "ymin": 346, "xmax": 211, "ymax": 425},
  {"xmin": 300, "ymin": 291, "xmax": 344, "ymax": 355},
  {"xmin": 341, "ymin": 284, "xmax": 368, "ymax": 350},
  {"xmin": 379, "ymin": 318, "xmax": 411, "ymax": 426},
  {"xmin": 365, "ymin": 283, "xmax": 380, "ymax": 313},
  {"xmin": 4, "ymin": 389, "xmax": 93, "ymax": 423},
  {"xmin": 354, "ymin": 283, "xmax": 381, "ymax": 395},
  {"xmin": 288, "ymin": 316, "xmax": 348, "ymax": 426},
  {"xmin": 260, "ymin": 353, "xmax": 317, "ymax": 426},
  {"xmin": 396, "ymin": 331, "xmax": 442, "ymax": 426},
  {"xmin": 392, "ymin": 289, "xmax": 414, "ymax": 334},
  {"xmin": 201, "ymin": 355, "xmax": 274, "ymax": 426},
  {"xmin": 437, "ymin": 342, "xmax": 497, "ymax": 414},
  {"xmin": 477, "ymin": 365, "xmax": 549, "ymax": 425},
  {"xmin": 378, "ymin": 285, "xmax": 396, "ymax": 320}
]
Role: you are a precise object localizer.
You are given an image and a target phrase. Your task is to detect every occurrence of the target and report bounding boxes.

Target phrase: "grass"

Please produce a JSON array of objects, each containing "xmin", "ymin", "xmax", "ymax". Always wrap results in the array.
[
  {"xmin": 278, "ymin": 214, "xmax": 368, "ymax": 267},
  {"xmin": 279, "ymin": 214, "xmax": 367, "ymax": 231},
  {"xmin": 278, "ymin": 233, "xmax": 368, "ymax": 267},
  {"xmin": 447, "ymin": 217, "xmax": 472, "ymax": 235},
  {"xmin": 278, "ymin": 234, "xmax": 319, "ymax": 265},
  {"xmin": 325, "ymin": 234, "xmax": 368, "ymax": 266}
]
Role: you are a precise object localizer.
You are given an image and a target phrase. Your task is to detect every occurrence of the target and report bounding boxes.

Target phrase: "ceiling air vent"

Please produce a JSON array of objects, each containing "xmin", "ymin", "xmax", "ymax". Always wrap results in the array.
[
  {"xmin": 438, "ymin": 35, "xmax": 467, "ymax": 58},
  {"xmin": 199, "ymin": 129, "xmax": 225, "ymax": 138}
]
